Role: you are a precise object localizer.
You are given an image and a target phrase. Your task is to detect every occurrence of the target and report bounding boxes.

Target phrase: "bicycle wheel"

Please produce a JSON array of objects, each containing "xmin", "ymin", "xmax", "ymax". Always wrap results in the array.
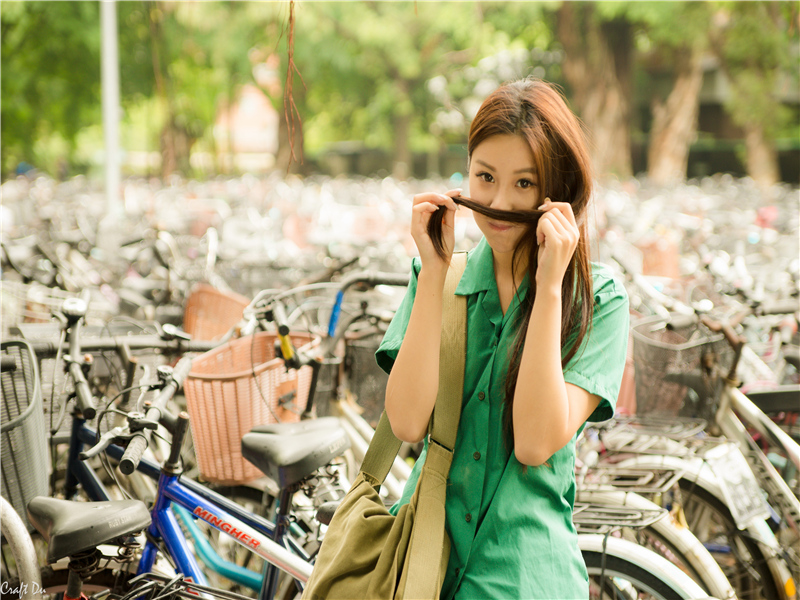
[
  {"xmin": 581, "ymin": 535, "xmax": 707, "ymax": 600},
  {"xmin": 678, "ymin": 478, "xmax": 782, "ymax": 600},
  {"xmin": 620, "ymin": 526, "xmax": 710, "ymax": 592},
  {"xmin": 0, "ymin": 498, "xmax": 42, "ymax": 600}
]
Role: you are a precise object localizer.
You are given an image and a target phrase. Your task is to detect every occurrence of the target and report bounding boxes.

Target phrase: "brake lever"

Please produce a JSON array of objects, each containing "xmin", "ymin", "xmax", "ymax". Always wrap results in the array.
[{"xmin": 79, "ymin": 426, "xmax": 130, "ymax": 460}]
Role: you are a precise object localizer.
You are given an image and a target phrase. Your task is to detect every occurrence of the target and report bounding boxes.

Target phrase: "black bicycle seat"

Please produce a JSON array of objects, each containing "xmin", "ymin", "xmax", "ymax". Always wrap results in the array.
[
  {"xmin": 242, "ymin": 419, "xmax": 350, "ymax": 488},
  {"xmin": 249, "ymin": 416, "xmax": 343, "ymax": 436},
  {"xmin": 27, "ymin": 497, "xmax": 151, "ymax": 564}
]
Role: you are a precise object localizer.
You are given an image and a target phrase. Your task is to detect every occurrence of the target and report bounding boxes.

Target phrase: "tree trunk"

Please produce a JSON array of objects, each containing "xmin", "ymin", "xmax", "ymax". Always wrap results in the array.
[
  {"xmin": 557, "ymin": 2, "xmax": 633, "ymax": 179},
  {"xmin": 392, "ymin": 80, "xmax": 413, "ymax": 180},
  {"xmin": 743, "ymin": 123, "xmax": 780, "ymax": 187},
  {"xmin": 647, "ymin": 47, "xmax": 704, "ymax": 185}
]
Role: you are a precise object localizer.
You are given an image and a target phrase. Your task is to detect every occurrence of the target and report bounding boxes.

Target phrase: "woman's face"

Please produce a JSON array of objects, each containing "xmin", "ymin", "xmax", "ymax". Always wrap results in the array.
[{"xmin": 468, "ymin": 134, "xmax": 541, "ymax": 256}]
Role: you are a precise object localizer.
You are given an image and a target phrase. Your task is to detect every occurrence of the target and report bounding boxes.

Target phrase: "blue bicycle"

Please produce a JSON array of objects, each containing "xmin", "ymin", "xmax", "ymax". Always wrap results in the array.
[{"xmin": 17, "ymin": 296, "xmax": 352, "ymax": 600}]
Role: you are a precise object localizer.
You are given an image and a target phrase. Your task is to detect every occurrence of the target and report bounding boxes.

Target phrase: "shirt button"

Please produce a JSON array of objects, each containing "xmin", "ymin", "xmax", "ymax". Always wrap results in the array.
[
  {"xmin": 465, "ymin": 513, "xmax": 472, "ymax": 523},
  {"xmin": 473, "ymin": 452, "xmax": 481, "ymax": 461},
  {"xmin": 477, "ymin": 391, "xmax": 485, "ymax": 400}
]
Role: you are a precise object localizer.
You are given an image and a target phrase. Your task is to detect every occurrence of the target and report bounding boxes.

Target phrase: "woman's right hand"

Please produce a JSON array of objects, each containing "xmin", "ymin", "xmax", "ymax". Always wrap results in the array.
[{"xmin": 411, "ymin": 189, "xmax": 460, "ymax": 273}]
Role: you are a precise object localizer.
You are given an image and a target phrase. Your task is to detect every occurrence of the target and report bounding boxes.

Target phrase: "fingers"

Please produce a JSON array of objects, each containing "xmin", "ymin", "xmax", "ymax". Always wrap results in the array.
[
  {"xmin": 541, "ymin": 199, "xmax": 578, "ymax": 228},
  {"xmin": 413, "ymin": 191, "xmax": 458, "ymax": 212},
  {"xmin": 412, "ymin": 202, "xmax": 443, "ymax": 216},
  {"xmin": 537, "ymin": 210, "xmax": 579, "ymax": 251}
]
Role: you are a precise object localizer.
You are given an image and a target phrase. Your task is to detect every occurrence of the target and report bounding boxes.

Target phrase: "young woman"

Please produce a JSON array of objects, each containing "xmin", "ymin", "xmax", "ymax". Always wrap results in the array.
[{"xmin": 375, "ymin": 78, "xmax": 630, "ymax": 599}]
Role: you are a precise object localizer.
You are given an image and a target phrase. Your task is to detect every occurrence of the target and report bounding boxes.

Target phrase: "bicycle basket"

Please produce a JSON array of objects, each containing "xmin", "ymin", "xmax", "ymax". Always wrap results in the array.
[
  {"xmin": 632, "ymin": 315, "xmax": 734, "ymax": 420},
  {"xmin": 183, "ymin": 331, "xmax": 316, "ymax": 484},
  {"xmin": 182, "ymin": 283, "xmax": 250, "ymax": 341},
  {"xmin": 1, "ymin": 340, "xmax": 48, "ymax": 531},
  {"xmin": 343, "ymin": 327, "xmax": 389, "ymax": 428}
]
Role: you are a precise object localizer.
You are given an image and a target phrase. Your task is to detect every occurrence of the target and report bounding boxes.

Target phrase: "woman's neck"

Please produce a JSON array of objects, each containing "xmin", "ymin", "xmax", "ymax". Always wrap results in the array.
[{"xmin": 492, "ymin": 250, "xmax": 527, "ymax": 288}]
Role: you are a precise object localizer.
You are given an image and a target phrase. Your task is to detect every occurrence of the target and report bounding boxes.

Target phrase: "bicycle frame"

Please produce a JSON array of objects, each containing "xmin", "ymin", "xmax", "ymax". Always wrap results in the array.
[{"xmin": 63, "ymin": 417, "xmax": 313, "ymax": 599}]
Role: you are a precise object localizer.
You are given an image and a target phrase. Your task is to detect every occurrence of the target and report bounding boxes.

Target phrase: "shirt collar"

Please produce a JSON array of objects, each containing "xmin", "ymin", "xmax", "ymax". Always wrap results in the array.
[{"xmin": 455, "ymin": 237, "xmax": 495, "ymax": 296}]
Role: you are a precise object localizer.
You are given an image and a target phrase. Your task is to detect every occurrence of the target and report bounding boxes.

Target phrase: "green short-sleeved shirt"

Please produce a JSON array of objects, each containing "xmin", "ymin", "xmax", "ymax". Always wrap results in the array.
[{"xmin": 375, "ymin": 237, "xmax": 629, "ymax": 600}]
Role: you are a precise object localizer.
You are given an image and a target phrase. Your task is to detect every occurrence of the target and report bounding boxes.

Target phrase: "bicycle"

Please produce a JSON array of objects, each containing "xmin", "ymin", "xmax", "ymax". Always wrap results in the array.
[{"xmin": 587, "ymin": 311, "xmax": 799, "ymax": 600}]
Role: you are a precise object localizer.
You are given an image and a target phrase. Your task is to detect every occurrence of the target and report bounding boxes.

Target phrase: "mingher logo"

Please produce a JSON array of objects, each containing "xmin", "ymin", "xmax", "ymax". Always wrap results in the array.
[{"xmin": 193, "ymin": 507, "xmax": 261, "ymax": 550}]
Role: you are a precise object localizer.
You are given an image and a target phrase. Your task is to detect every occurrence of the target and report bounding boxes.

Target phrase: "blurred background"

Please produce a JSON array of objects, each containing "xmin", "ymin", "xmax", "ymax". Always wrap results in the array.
[{"xmin": 2, "ymin": 0, "xmax": 799, "ymax": 185}]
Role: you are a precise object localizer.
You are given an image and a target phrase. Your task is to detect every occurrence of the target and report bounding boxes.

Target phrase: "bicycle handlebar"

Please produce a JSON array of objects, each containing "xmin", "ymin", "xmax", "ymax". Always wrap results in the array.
[
  {"xmin": 119, "ymin": 434, "xmax": 149, "ymax": 475},
  {"xmin": 119, "ymin": 355, "xmax": 193, "ymax": 475},
  {"xmin": 326, "ymin": 270, "xmax": 409, "ymax": 338},
  {"xmin": 699, "ymin": 315, "xmax": 747, "ymax": 353},
  {"xmin": 68, "ymin": 361, "xmax": 97, "ymax": 420},
  {"xmin": 26, "ymin": 335, "xmax": 220, "ymax": 360}
]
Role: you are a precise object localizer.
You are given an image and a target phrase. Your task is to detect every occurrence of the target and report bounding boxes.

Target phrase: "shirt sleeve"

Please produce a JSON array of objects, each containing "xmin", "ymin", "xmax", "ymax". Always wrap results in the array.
[
  {"xmin": 562, "ymin": 265, "xmax": 630, "ymax": 423},
  {"xmin": 375, "ymin": 257, "xmax": 421, "ymax": 375}
]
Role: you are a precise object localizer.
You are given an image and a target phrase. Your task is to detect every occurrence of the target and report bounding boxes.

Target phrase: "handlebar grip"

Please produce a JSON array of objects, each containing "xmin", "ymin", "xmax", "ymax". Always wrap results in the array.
[
  {"xmin": 119, "ymin": 432, "xmax": 148, "ymax": 475},
  {"xmin": 171, "ymin": 356, "xmax": 194, "ymax": 386},
  {"xmin": 700, "ymin": 315, "xmax": 745, "ymax": 351},
  {"xmin": 666, "ymin": 314, "xmax": 698, "ymax": 332},
  {"xmin": 271, "ymin": 301, "xmax": 291, "ymax": 337},
  {"xmin": 69, "ymin": 362, "xmax": 96, "ymax": 420},
  {"xmin": 757, "ymin": 299, "xmax": 800, "ymax": 316},
  {"xmin": 327, "ymin": 291, "xmax": 345, "ymax": 338},
  {"xmin": 365, "ymin": 272, "xmax": 410, "ymax": 288}
]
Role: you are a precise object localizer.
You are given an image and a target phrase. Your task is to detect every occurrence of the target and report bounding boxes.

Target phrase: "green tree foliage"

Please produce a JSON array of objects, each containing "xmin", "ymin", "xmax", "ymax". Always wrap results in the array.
[
  {"xmin": 710, "ymin": 1, "xmax": 799, "ymax": 184},
  {"xmin": 2, "ymin": 1, "xmax": 797, "ymax": 182},
  {"xmin": 1, "ymin": 1, "xmax": 102, "ymax": 174},
  {"xmin": 291, "ymin": 1, "xmax": 489, "ymax": 177},
  {"xmin": 627, "ymin": 2, "xmax": 714, "ymax": 183}
]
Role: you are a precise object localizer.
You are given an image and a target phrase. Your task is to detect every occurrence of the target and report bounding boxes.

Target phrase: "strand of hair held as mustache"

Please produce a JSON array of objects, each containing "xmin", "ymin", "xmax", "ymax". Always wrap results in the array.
[{"xmin": 427, "ymin": 195, "xmax": 546, "ymax": 260}]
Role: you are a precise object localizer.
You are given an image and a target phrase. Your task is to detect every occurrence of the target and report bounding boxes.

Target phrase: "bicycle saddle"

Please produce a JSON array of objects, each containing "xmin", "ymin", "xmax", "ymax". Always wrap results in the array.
[
  {"xmin": 27, "ymin": 497, "xmax": 151, "ymax": 564},
  {"xmin": 241, "ymin": 417, "xmax": 351, "ymax": 489}
]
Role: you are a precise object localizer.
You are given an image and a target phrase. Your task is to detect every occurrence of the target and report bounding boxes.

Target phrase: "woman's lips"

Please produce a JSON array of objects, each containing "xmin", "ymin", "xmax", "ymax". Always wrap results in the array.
[{"xmin": 488, "ymin": 221, "xmax": 514, "ymax": 232}]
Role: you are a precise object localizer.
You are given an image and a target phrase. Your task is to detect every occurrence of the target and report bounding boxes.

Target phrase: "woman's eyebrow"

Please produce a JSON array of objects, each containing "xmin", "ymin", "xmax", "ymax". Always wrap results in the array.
[{"xmin": 474, "ymin": 159, "xmax": 536, "ymax": 176}]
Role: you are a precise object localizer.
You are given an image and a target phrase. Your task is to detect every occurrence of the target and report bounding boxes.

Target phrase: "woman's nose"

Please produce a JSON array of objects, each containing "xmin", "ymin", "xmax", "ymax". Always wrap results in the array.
[{"xmin": 489, "ymin": 189, "xmax": 514, "ymax": 211}]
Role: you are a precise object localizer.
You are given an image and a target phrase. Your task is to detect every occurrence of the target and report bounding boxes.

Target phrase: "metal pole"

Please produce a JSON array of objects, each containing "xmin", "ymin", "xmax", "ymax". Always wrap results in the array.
[{"xmin": 101, "ymin": 0, "xmax": 121, "ymax": 218}]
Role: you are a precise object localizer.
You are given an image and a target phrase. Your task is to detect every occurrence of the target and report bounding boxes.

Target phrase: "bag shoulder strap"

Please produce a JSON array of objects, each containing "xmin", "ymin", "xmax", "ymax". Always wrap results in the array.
[
  {"xmin": 360, "ymin": 252, "xmax": 468, "ymax": 483},
  {"xmin": 428, "ymin": 252, "xmax": 467, "ymax": 452}
]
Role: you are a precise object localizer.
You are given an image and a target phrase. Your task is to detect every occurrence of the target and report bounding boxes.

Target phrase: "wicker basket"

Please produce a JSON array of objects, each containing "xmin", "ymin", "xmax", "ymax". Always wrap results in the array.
[
  {"xmin": 1, "ymin": 340, "xmax": 48, "ymax": 531},
  {"xmin": 183, "ymin": 284, "xmax": 250, "ymax": 341},
  {"xmin": 632, "ymin": 315, "xmax": 734, "ymax": 420},
  {"xmin": 183, "ymin": 331, "xmax": 316, "ymax": 484}
]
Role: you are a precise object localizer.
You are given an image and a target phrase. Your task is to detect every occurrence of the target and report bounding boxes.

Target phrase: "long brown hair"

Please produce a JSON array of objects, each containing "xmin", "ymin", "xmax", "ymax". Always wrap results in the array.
[{"xmin": 429, "ymin": 78, "xmax": 594, "ymax": 452}]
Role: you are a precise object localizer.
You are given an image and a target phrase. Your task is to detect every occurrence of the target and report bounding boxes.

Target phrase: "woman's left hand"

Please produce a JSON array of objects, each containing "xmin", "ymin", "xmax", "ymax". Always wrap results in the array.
[{"xmin": 535, "ymin": 199, "xmax": 580, "ymax": 293}]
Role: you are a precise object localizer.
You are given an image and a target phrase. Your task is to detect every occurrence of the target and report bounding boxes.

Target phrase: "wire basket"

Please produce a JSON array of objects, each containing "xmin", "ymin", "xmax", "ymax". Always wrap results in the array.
[
  {"xmin": 1, "ymin": 340, "xmax": 48, "ymax": 531},
  {"xmin": 632, "ymin": 315, "xmax": 734, "ymax": 420},
  {"xmin": 182, "ymin": 283, "xmax": 250, "ymax": 341},
  {"xmin": 183, "ymin": 331, "xmax": 316, "ymax": 484},
  {"xmin": 343, "ymin": 327, "xmax": 389, "ymax": 428}
]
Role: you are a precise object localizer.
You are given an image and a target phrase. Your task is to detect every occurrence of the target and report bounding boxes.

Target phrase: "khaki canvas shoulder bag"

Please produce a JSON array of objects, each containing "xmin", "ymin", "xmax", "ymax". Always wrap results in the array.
[{"xmin": 302, "ymin": 252, "xmax": 468, "ymax": 600}]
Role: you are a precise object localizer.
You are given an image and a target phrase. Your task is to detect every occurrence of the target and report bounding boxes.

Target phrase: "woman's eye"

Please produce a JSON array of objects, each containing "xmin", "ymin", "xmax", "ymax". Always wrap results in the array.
[
  {"xmin": 477, "ymin": 172, "xmax": 494, "ymax": 183},
  {"xmin": 517, "ymin": 179, "xmax": 536, "ymax": 189}
]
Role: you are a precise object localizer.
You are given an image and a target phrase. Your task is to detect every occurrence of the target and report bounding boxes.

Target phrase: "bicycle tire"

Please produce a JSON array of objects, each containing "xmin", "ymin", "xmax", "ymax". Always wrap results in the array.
[
  {"xmin": 678, "ymin": 477, "xmax": 782, "ymax": 600},
  {"xmin": 580, "ymin": 535, "xmax": 707, "ymax": 600}
]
